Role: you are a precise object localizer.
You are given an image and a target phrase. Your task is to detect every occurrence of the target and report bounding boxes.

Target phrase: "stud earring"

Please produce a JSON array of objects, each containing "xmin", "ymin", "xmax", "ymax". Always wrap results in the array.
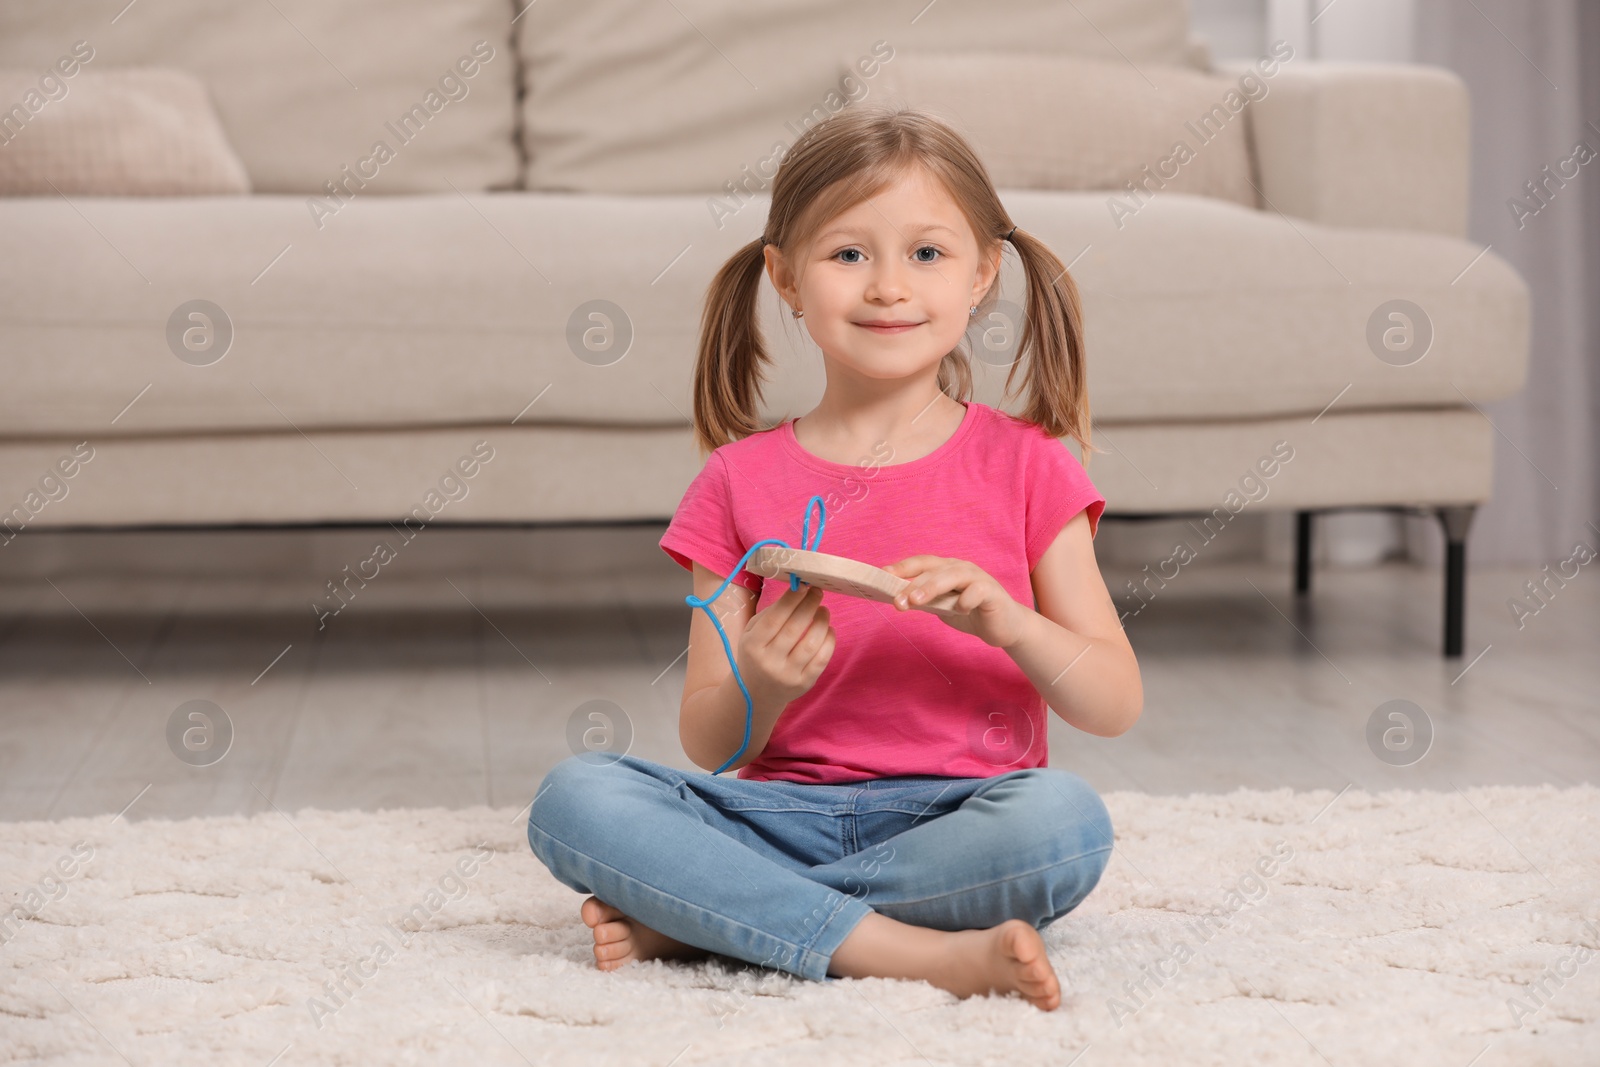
[
  {"xmin": 792, "ymin": 308, "xmax": 804, "ymax": 319},
  {"xmin": 969, "ymin": 305, "xmax": 977, "ymax": 316}
]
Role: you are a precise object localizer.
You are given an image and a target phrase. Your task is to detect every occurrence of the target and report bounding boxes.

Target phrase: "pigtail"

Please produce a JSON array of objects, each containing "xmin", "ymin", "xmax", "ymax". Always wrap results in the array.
[
  {"xmin": 1001, "ymin": 227, "xmax": 1098, "ymax": 468},
  {"xmin": 692, "ymin": 237, "xmax": 773, "ymax": 458}
]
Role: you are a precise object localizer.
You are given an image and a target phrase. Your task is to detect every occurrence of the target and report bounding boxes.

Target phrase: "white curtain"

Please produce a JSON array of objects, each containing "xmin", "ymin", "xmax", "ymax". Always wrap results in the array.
[{"xmin": 1407, "ymin": 0, "xmax": 1600, "ymax": 566}]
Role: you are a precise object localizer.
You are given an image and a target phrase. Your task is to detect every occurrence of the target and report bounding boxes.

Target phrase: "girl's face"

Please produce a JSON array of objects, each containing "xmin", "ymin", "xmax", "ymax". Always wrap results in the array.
[{"xmin": 766, "ymin": 167, "xmax": 1001, "ymax": 387}]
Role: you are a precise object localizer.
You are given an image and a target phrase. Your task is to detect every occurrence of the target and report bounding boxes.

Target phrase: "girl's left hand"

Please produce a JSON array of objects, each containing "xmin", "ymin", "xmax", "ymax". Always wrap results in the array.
[{"xmin": 884, "ymin": 555, "xmax": 1028, "ymax": 649}]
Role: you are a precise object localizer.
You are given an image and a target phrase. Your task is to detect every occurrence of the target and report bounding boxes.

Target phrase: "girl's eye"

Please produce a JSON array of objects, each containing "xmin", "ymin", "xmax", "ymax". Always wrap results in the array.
[{"xmin": 833, "ymin": 246, "xmax": 942, "ymax": 264}]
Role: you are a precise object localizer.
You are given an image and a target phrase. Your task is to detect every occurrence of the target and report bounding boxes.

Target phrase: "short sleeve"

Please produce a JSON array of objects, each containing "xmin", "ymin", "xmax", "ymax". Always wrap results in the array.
[
  {"xmin": 1024, "ymin": 427, "xmax": 1106, "ymax": 570},
  {"xmin": 660, "ymin": 450, "xmax": 763, "ymax": 593}
]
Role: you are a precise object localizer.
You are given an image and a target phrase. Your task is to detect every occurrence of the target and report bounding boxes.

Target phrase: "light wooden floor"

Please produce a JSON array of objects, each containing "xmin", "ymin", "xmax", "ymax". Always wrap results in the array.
[{"xmin": 0, "ymin": 524, "xmax": 1594, "ymax": 823}]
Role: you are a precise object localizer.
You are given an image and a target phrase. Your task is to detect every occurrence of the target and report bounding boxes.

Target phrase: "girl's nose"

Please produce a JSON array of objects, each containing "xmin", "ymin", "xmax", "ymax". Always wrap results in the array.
[{"xmin": 864, "ymin": 265, "xmax": 909, "ymax": 302}]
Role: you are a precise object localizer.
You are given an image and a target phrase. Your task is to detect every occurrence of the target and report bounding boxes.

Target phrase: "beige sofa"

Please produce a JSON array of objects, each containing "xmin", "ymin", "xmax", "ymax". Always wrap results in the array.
[{"xmin": 0, "ymin": 0, "xmax": 1529, "ymax": 657}]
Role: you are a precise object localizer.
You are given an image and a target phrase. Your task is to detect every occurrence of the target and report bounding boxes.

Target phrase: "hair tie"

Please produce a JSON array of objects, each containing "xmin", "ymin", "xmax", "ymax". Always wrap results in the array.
[{"xmin": 1004, "ymin": 225, "xmax": 1018, "ymax": 242}]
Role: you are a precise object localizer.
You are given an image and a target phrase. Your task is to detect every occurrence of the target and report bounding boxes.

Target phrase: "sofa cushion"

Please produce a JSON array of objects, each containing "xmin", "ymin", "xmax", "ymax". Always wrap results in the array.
[
  {"xmin": 0, "ymin": 1, "xmax": 519, "ymax": 194},
  {"xmin": 868, "ymin": 53, "xmax": 1259, "ymax": 210},
  {"xmin": 0, "ymin": 407, "xmax": 1496, "ymax": 531},
  {"xmin": 0, "ymin": 190, "xmax": 1528, "ymax": 438},
  {"xmin": 515, "ymin": 0, "xmax": 1195, "ymax": 194},
  {"xmin": 0, "ymin": 68, "xmax": 250, "ymax": 196}
]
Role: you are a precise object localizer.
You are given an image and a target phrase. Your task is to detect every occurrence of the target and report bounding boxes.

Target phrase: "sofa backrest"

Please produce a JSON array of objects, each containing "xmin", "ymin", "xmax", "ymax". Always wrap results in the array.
[
  {"xmin": 0, "ymin": 0, "xmax": 521, "ymax": 194},
  {"xmin": 1, "ymin": 0, "xmax": 1197, "ymax": 198},
  {"xmin": 516, "ymin": 0, "xmax": 1195, "ymax": 195}
]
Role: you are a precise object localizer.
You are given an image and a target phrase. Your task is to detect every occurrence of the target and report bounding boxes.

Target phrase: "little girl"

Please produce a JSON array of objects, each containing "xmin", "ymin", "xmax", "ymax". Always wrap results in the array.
[{"xmin": 528, "ymin": 104, "xmax": 1142, "ymax": 1013}]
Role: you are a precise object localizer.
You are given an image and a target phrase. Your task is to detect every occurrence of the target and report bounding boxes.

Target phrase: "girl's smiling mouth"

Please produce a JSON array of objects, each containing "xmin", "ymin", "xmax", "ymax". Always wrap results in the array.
[{"xmin": 855, "ymin": 320, "xmax": 925, "ymax": 334}]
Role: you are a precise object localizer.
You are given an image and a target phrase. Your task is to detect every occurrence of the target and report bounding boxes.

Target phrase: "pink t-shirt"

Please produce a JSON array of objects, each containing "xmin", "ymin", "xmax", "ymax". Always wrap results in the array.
[{"xmin": 659, "ymin": 400, "xmax": 1105, "ymax": 784}]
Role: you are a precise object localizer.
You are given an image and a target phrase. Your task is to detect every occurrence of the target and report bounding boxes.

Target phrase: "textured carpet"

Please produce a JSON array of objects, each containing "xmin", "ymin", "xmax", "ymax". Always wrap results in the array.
[{"xmin": 2, "ymin": 784, "xmax": 1596, "ymax": 1066}]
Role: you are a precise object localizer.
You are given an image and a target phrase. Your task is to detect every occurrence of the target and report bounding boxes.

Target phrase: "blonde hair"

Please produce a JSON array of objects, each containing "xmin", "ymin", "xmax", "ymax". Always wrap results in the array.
[{"xmin": 692, "ymin": 103, "xmax": 1094, "ymax": 465}]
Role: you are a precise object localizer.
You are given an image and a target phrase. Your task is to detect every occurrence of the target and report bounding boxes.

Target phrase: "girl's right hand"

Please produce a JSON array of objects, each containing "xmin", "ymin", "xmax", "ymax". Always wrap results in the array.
[{"xmin": 736, "ymin": 584, "xmax": 835, "ymax": 707}]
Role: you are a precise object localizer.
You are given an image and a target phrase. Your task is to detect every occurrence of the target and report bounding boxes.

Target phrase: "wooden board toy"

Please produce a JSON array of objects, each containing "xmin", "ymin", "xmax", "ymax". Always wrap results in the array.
[{"xmin": 749, "ymin": 546, "xmax": 963, "ymax": 617}]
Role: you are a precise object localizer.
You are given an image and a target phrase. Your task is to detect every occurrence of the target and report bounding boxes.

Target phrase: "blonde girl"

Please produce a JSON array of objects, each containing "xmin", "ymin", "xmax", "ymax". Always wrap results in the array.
[{"xmin": 528, "ymin": 104, "xmax": 1141, "ymax": 1012}]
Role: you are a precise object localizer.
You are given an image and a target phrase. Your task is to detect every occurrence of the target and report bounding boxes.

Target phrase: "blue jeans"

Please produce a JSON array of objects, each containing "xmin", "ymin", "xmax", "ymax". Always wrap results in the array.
[{"xmin": 526, "ymin": 752, "xmax": 1114, "ymax": 983}]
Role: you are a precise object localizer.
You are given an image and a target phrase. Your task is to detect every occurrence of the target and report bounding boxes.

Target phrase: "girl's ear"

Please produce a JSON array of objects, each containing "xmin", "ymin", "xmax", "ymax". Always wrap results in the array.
[
  {"xmin": 764, "ymin": 244, "xmax": 796, "ymax": 304},
  {"xmin": 972, "ymin": 243, "xmax": 1004, "ymax": 307}
]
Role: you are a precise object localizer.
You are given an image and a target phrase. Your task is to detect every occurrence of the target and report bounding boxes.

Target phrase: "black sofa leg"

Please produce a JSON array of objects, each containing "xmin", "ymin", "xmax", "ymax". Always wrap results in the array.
[
  {"xmin": 1294, "ymin": 511, "xmax": 1313, "ymax": 594},
  {"xmin": 1436, "ymin": 504, "xmax": 1477, "ymax": 658}
]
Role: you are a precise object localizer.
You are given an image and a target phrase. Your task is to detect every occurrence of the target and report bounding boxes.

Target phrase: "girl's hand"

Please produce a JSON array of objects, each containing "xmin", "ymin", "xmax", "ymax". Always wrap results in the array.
[
  {"xmin": 737, "ymin": 584, "xmax": 835, "ymax": 707},
  {"xmin": 884, "ymin": 556, "xmax": 1028, "ymax": 649}
]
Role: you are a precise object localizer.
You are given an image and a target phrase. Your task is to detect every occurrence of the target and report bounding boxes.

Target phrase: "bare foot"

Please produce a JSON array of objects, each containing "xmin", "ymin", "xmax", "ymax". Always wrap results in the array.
[
  {"xmin": 828, "ymin": 912, "xmax": 1062, "ymax": 1011},
  {"xmin": 931, "ymin": 920, "xmax": 1062, "ymax": 1011},
  {"xmin": 579, "ymin": 896, "xmax": 711, "ymax": 971}
]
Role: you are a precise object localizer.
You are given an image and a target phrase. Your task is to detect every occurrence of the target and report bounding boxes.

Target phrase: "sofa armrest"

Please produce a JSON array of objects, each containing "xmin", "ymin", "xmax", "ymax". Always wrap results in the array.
[{"xmin": 1216, "ymin": 60, "xmax": 1470, "ymax": 237}]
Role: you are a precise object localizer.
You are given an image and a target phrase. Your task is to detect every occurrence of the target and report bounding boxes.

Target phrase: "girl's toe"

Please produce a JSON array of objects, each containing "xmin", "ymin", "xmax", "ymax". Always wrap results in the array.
[{"xmin": 581, "ymin": 896, "xmax": 625, "ymax": 927}]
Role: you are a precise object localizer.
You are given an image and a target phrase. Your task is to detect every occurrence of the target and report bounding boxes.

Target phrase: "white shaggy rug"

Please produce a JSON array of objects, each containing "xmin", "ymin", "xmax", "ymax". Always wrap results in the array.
[{"xmin": 2, "ymin": 785, "xmax": 1596, "ymax": 1067}]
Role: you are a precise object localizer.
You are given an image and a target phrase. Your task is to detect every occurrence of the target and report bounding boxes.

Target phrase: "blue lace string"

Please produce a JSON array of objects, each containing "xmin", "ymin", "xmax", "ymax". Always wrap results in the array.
[{"xmin": 685, "ymin": 495, "xmax": 828, "ymax": 775}]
